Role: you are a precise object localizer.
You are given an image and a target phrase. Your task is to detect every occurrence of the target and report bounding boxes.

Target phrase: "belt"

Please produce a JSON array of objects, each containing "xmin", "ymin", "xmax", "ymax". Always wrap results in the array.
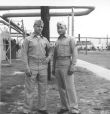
[
  {"xmin": 56, "ymin": 56, "xmax": 70, "ymax": 59},
  {"xmin": 28, "ymin": 57, "xmax": 47, "ymax": 64}
]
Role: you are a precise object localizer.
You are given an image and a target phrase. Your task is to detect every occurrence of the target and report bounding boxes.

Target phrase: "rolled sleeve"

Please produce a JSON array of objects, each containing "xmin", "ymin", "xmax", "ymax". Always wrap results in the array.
[{"xmin": 70, "ymin": 37, "xmax": 77, "ymax": 65}]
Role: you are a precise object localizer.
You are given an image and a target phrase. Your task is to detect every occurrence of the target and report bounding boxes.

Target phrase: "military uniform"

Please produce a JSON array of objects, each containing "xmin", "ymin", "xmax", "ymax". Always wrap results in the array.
[
  {"xmin": 53, "ymin": 22, "xmax": 79, "ymax": 114},
  {"xmin": 22, "ymin": 29, "xmax": 52, "ymax": 113}
]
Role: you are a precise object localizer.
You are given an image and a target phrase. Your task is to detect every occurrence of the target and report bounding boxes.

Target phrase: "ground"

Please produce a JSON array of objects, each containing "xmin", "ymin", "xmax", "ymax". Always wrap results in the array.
[
  {"xmin": 78, "ymin": 50, "xmax": 110, "ymax": 69},
  {"xmin": 1, "ymin": 51, "xmax": 110, "ymax": 114}
]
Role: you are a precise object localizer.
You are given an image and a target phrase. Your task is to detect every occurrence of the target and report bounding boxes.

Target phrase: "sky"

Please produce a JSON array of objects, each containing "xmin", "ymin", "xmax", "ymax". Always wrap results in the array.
[{"xmin": 0, "ymin": 0, "xmax": 110, "ymax": 39}]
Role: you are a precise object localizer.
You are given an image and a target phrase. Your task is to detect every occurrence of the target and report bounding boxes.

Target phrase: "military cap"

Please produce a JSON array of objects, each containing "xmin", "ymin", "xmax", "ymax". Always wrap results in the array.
[
  {"xmin": 57, "ymin": 21, "xmax": 66, "ymax": 28},
  {"xmin": 34, "ymin": 19, "xmax": 44, "ymax": 26}
]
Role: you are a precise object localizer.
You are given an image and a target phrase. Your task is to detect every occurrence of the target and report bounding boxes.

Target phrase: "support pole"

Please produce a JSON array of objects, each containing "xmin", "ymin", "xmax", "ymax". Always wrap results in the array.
[
  {"xmin": 72, "ymin": 8, "xmax": 74, "ymax": 37},
  {"xmin": 78, "ymin": 34, "xmax": 80, "ymax": 41},
  {"xmin": 41, "ymin": 6, "xmax": 51, "ymax": 80},
  {"xmin": 9, "ymin": 19, "xmax": 11, "ymax": 64},
  {"xmin": 106, "ymin": 34, "xmax": 108, "ymax": 49},
  {"xmin": 21, "ymin": 19, "xmax": 25, "ymax": 39},
  {"xmin": 68, "ymin": 15, "xmax": 70, "ymax": 35},
  {"xmin": 85, "ymin": 37, "xmax": 87, "ymax": 55}
]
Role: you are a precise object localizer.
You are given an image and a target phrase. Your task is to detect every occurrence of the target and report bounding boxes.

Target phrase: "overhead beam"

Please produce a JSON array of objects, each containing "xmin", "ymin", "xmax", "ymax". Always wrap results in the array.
[
  {"xmin": 2, "ymin": 9, "xmax": 94, "ymax": 18},
  {"xmin": 0, "ymin": 6, "xmax": 40, "ymax": 10},
  {"xmin": 0, "ymin": 6, "xmax": 95, "ymax": 10},
  {"xmin": 50, "ymin": 6, "xmax": 95, "ymax": 9}
]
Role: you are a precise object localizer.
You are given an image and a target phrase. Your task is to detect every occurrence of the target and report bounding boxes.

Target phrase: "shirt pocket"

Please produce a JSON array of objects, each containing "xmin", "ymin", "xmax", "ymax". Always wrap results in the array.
[{"xmin": 57, "ymin": 44, "xmax": 71, "ymax": 56}]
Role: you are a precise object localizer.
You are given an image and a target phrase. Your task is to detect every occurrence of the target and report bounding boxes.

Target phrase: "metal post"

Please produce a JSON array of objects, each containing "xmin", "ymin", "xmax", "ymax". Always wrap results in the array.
[
  {"xmin": 0, "ymin": 28, "xmax": 2, "ymax": 66},
  {"xmin": 106, "ymin": 34, "xmax": 108, "ymax": 49},
  {"xmin": 21, "ymin": 19, "xmax": 25, "ymax": 39},
  {"xmin": 71, "ymin": 8, "xmax": 74, "ymax": 36},
  {"xmin": 78, "ymin": 34, "xmax": 80, "ymax": 41},
  {"xmin": 67, "ymin": 15, "xmax": 70, "ymax": 35},
  {"xmin": 9, "ymin": 19, "xmax": 11, "ymax": 64},
  {"xmin": 85, "ymin": 37, "xmax": 87, "ymax": 55}
]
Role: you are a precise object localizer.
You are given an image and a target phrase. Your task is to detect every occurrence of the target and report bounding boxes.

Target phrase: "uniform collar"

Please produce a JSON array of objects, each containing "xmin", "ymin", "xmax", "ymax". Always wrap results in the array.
[
  {"xmin": 58, "ymin": 34, "xmax": 67, "ymax": 39},
  {"xmin": 32, "ymin": 33, "xmax": 43, "ymax": 39}
]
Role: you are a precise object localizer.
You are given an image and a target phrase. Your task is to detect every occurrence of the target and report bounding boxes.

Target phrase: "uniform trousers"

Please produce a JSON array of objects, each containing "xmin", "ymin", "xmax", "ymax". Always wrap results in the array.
[
  {"xmin": 55, "ymin": 66, "xmax": 79, "ymax": 113},
  {"xmin": 23, "ymin": 59, "xmax": 48, "ymax": 113}
]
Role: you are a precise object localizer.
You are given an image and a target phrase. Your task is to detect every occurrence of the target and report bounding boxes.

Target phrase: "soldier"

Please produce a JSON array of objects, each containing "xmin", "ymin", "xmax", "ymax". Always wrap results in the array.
[
  {"xmin": 52, "ymin": 22, "xmax": 80, "ymax": 114},
  {"xmin": 21, "ymin": 19, "xmax": 52, "ymax": 114}
]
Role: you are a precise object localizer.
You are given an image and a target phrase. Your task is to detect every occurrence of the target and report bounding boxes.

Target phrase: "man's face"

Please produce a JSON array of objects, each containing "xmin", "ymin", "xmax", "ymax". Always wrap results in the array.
[
  {"xmin": 57, "ymin": 25, "xmax": 66, "ymax": 35},
  {"xmin": 34, "ymin": 24, "xmax": 43, "ymax": 35}
]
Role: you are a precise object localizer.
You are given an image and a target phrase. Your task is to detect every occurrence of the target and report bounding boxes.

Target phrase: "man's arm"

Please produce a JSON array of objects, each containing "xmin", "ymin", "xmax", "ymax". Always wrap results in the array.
[
  {"xmin": 70, "ymin": 37, "xmax": 77, "ymax": 66},
  {"xmin": 46, "ymin": 39, "xmax": 53, "ymax": 61},
  {"xmin": 52, "ymin": 46, "xmax": 57, "ymax": 75},
  {"xmin": 21, "ymin": 38, "xmax": 29, "ymax": 69},
  {"xmin": 68, "ymin": 37, "xmax": 77, "ymax": 75}
]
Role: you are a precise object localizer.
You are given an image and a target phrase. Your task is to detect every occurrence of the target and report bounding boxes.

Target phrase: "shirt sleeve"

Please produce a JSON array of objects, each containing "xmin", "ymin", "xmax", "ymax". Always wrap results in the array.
[
  {"xmin": 52, "ymin": 45, "xmax": 57, "ymax": 71},
  {"xmin": 70, "ymin": 37, "xmax": 77, "ymax": 65},
  {"xmin": 45, "ymin": 38, "xmax": 51, "ymax": 49},
  {"xmin": 21, "ymin": 38, "xmax": 29, "ymax": 67}
]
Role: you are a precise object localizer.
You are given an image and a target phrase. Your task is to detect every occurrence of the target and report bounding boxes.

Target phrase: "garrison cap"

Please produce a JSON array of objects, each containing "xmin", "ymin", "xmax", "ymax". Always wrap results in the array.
[
  {"xmin": 34, "ymin": 19, "xmax": 44, "ymax": 26},
  {"xmin": 57, "ymin": 21, "xmax": 66, "ymax": 28}
]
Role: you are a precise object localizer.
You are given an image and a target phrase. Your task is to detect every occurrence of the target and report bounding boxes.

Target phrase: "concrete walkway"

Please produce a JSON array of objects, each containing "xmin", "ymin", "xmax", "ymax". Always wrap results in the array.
[{"xmin": 77, "ymin": 59, "xmax": 110, "ymax": 81}]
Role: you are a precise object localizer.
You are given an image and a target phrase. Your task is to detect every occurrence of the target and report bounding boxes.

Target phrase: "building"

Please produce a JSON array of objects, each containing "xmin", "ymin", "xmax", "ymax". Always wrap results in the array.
[{"xmin": 76, "ymin": 41, "xmax": 94, "ymax": 50}]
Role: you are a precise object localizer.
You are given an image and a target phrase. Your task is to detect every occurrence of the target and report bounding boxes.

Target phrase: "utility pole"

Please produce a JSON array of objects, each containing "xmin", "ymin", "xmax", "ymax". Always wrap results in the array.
[
  {"xmin": 71, "ymin": 8, "xmax": 74, "ymax": 36},
  {"xmin": 85, "ymin": 37, "xmax": 87, "ymax": 55},
  {"xmin": 41, "ymin": 6, "xmax": 51, "ymax": 80},
  {"xmin": 106, "ymin": 34, "xmax": 108, "ymax": 49},
  {"xmin": 9, "ymin": 19, "xmax": 11, "ymax": 64},
  {"xmin": 78, "ymin": 34, "xmax": 80, "ymax": 42},
  {"xmin": 68, "ymin": 15, "xmax": 70, "ymax": 35}
]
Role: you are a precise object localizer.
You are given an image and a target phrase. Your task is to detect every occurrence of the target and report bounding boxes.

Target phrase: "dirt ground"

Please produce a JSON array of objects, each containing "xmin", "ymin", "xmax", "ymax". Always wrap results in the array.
[{"xmin": 1, "ymin": 59, "xmax": 110, "ymax": 114}]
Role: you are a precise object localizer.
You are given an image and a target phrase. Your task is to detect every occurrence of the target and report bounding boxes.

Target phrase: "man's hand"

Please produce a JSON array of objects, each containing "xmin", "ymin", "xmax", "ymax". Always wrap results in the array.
[
  {"xmin": 68, "ymin": 65, "xmax": 76, "ymax": 75},
  {"xmin": 25, "ymin": 68, "xmax": 32, "ymax": 77},
  {"xmin": 52, "ymin": 70, "xmax": 55, "ymax": 76},
  {"xmin": 43, "ymin": 57, "xmax": 50, "ymax": 64}
]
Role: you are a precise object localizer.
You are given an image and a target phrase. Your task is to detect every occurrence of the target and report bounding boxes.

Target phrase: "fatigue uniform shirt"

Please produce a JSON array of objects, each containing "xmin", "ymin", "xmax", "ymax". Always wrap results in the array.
[
  {"xmin": 54, "ymin": 35, "xmax": 77, "ymax": 68},
  {"xmin": 22, "ymin": 33, "xmax": 51, "ymax": 70}
]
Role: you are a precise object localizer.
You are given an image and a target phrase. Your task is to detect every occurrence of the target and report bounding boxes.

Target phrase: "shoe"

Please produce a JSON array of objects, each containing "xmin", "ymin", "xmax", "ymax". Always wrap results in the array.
[
  {"xmin": 69, "ymin": 112, "xmax": 81, "ymax": 114},
  {"xmin": 57, "ymin": 109, "xmax": 68, "ymax": 114},
  {"xmin": 20, "ymin": 112, "xmax": 31, "ymax": 114},
  {"xmin": 37, "ymin": 110, "xmax": 48, "ymax": 114}
]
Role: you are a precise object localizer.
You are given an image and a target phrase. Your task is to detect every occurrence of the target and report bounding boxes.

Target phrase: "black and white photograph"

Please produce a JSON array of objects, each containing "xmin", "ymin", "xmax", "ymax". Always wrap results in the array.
[{"xmin": 0, "ymin": 0, "xmax": 110, "ymax": 114}]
